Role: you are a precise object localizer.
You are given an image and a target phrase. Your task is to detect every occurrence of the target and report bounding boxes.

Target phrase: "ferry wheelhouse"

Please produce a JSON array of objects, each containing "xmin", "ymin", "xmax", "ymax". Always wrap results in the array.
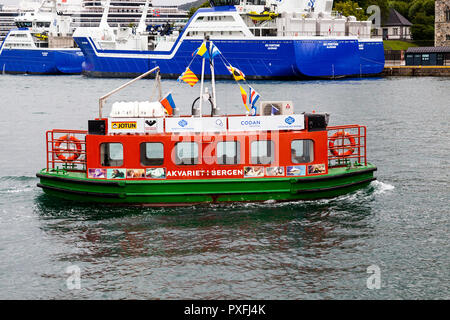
[{"xmin": 36, "ymin": 41, "xmax": 377, "ymax": 205}]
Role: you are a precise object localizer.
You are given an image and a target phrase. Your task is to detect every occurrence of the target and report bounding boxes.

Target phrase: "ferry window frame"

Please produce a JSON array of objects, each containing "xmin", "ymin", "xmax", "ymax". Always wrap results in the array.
[
  {"xmin": 140, "ymin": 142, "xmax": 164, "ymax": 166},
  {"xmin": 250, "ymin": 140, "xmax": 275, "ymax": 165},
  {"xmin": 291, "ymin": 140, "xmax": 314, "ymax": 164},
  {"xmin": 100, "ymin": 142, "xmax": 124, "ymax": 167},
  {"xmin": 174, "ymin": 142, "xmax": 199, "ymax": 166},
  {"xmin": 217, "ymin": 141, "xmax": 241, "ymax": 165}
]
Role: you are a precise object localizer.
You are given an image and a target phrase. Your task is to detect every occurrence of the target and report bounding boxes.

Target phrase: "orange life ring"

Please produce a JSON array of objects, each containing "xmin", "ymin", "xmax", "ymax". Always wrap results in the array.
[
  {"xmin": 54, "ymin": 135, "xmax": 82, "ymax": 162},
  {"xmin": 329, "ymin": 131, "xmax": 356, "ymax": 157}
]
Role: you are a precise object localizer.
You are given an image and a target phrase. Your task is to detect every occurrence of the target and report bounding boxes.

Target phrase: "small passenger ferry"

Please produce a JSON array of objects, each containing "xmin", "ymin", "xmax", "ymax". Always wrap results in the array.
[{"xmin": 36, "ymin": 40, "xmax": 377, "ymax": 206}]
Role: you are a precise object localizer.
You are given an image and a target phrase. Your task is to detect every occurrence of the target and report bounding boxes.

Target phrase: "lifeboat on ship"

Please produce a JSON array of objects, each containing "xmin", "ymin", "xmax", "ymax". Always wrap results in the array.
[
  {"xmin": 36, "ymin": 39, "xmax": 377, "ymax": 206},
  {"xmin": 247, "ymin": 11, "xmax": 279, "ymax": 21}
]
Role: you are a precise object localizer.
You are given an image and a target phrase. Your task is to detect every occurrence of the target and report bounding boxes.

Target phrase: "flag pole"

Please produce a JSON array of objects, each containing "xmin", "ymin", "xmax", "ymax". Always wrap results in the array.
[
  {"xmin": 209, "ymin": 41, "xmax": 217, "ymax": 114},
  {"xmin": 198, "ymin": 39, "xmax": 207, "ymax": 118}
]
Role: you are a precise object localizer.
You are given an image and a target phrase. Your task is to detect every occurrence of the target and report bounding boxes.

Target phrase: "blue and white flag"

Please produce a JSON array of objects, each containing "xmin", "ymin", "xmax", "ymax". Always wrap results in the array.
[
  {"xmin": 271, "ymin": 105, "xmax": 279, "ymax": 115},
  {"xmin": 210, "ymin": 43, "xmax": 222, "ymax": 59}
]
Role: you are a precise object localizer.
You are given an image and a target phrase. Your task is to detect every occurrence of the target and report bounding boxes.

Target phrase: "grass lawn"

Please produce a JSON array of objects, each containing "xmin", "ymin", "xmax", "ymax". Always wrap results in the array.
[{"xmin": 384, "ymin": 40, "xmax": 419, "ymax": 51}]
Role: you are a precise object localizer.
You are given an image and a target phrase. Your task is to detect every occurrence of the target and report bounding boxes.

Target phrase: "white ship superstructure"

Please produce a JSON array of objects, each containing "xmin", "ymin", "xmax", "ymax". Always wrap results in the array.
[
  {"xmin": 0, "ymin": 0, "xmax": 84, "ymax": 74},
  {"xmin": 72, "ymin": 0, "xmax": 385, "ymax": 79},
  {"xmin": 0, "ymin": 0, "xmax": 189, "ymax": 42}
]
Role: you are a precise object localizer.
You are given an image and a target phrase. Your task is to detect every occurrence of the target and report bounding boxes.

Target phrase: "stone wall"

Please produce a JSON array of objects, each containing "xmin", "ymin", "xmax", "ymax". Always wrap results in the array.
[
  {"xmin": 435, "ymin": 0, "xmax": 450, "ymax": 47},
  {"xmin": 383, "ymin": 66, "xmax": 450, "ymax": 76}
]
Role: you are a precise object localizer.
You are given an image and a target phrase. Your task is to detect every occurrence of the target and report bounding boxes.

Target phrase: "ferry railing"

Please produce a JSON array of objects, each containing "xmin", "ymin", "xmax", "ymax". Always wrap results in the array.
[
  {"xmin": 46, "ymin": 130, "xmax": 88, "ymax": 173},
  {"xmin": 327, "ymin": 125, "xmax": 367, "ymax": 167}
]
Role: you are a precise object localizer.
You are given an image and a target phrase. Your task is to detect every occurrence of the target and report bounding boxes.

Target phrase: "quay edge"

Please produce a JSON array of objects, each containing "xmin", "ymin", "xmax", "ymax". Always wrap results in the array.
[{"xmin": 383, "ymin": 66, "xmax": 450, "ymax": 77}]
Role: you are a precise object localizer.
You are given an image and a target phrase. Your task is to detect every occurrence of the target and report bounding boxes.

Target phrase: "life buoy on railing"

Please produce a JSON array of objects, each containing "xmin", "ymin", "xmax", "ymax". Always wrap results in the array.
[
  {"xmin": 329, "ymin": 131, "xmax": 356, "ymax": 157},
  {"xmin": 54, "ymin": 135, "xmax": 82, "ymax": 162}
]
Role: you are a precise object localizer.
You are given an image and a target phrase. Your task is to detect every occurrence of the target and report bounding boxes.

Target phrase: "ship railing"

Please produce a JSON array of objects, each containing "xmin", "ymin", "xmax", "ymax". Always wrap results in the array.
[
  {"xmin": 45, "ymin": 129, "xmax": 88, "ymax": 173},
  {"xmin": 327, "ymin": 125, "xmax": 367, "ymax": 167},
  {"xmin": 281, "ymin": 31, "xmax": 350, "ymax": 37}
]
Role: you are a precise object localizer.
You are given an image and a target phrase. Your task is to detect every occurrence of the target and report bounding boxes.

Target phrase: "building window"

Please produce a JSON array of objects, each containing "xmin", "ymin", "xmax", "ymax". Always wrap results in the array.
[
  {"xmin": 217, "ymin": 141, "xmax": 240, "ymax": 165},
  {"xmin": 100, "ymin": 143, "xmax": 123, "ymax": 167},
  {"xmin": 393, "ymin": 28, "xmax": 398, "ymax": 36},
  {"xmin": 447, "ymin": 35, "xmax": 450, "ymax": 41},
  {"xmin": 446, "ymin": 10, "xmax": 450, "ymax": 22},
  {"xmin": 140, "ymin": 142, "xmax": 164, "ymax": 166},
  {"xmin": 175, "ymin": 142, "xmax": 199, "ymax": 165},
  {"xmin": 291, "ymin": 140, "xmax": 314, "ymax": 164},
  {"xmin": 251, "ymin": 140, "xmax": 274, "ymax": 165}
]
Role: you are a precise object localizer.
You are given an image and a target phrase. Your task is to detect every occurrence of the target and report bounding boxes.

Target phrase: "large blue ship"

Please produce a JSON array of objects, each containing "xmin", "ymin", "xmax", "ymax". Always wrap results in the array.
[
  {"xmin": 0, "ymin": 0, "xmax": 84, "ymax": 75},
  {"xmin": 73, "ymin": 0, "xmax": 385, "ymax": 79}
]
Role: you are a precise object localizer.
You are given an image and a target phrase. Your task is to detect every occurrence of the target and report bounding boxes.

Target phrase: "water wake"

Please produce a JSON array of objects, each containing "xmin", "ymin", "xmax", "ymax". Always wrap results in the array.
[
  {"xmin": 370, "ymin": 180, "xmax": 395, "ymax": 195},
  {"xmin": 0, "ymin": 175, "xmax": 37, "ymax": 195}
]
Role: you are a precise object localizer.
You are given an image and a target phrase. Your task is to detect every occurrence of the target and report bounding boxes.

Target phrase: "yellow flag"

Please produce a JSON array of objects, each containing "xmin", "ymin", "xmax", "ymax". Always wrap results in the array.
[
  {"xmin": 227, "ymin": 65, "xmax": 245, "ymax": 81},
  {"xmin": 239, "ymin": 85, "xmax": 249, "ymax": 112},
  {"xmin": 180, "ymin": 68, "xmax": 199, "ymax": 87}
]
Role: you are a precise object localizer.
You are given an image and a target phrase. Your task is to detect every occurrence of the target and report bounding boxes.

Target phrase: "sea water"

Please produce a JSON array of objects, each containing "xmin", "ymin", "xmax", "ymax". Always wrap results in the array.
[{"xmin": 0, "ymin": 74, "xmax": 448, "ymax": 299}]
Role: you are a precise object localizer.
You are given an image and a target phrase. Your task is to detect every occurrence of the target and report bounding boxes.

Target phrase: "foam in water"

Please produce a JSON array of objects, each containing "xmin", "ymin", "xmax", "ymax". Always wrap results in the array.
[{"xmin": 371, "ymin": 180, "xmax": 395, "ymax": 195}]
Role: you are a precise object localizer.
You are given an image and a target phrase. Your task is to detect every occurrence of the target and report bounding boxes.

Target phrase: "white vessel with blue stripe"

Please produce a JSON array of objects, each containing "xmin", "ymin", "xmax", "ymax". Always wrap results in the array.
[
  {"xmin": 73, "ymin": 0, "xmax": 385, "ymax": 79},
  {"xmin": 0, "ymin": 0, "xmax": 84, "ymax": 75}
]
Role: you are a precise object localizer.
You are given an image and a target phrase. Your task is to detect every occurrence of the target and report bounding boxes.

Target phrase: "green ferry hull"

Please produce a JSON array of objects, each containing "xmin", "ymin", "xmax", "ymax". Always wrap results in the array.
[{"xmin": 36, "ymin": 165, "xmax": 377, "ymax": 206}]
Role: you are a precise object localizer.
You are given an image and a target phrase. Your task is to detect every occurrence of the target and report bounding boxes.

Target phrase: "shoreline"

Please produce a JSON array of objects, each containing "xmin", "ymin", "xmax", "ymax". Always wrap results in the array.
[{"xmin": 383, "ymin": 65, "xmax": 450, "ymax": 77}]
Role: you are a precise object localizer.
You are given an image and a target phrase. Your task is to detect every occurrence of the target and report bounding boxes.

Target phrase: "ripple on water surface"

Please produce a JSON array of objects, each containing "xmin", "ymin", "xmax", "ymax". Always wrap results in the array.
[{"xmin": 0, "ymin": 75, "xmax": 449, "ymax": 299}]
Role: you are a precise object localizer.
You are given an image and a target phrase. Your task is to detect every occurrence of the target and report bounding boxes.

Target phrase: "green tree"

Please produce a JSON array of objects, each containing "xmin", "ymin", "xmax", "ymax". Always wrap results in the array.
[
  {"xmin": 334, "ymin": 1, "xmax": 368, "ymax": 20},
  {"xmin": 408, "ymin": 0, "xmax": 435, "ymax": 42},
  {"xmin": 334, "ymin": 0, "xmax": 389, "ymax": 23},
  {"xmin": 387, "ymin": 1, "xmax": 410, "ymax": 19},
  {"xmin": 188, "ymin": 1, "xmax": 211, "ymax": 18}
]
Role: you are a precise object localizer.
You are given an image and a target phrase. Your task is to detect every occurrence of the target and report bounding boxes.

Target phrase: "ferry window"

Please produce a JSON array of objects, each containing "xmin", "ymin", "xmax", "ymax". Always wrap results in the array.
[
  {"xmin": 175, "ymin": 142, "xmax": 199, "ymax": 165},
  {"xmin": 140, "ymin": 143, "xmax": 164, "ymax": 166},
  {"xmin": 100, "ymin": 143, "xmax": 123, "ymax": 167},
  {"xmin": 251, "ymin": 141, "xmax": 274, "ymax": 165},
  {"xmin": 291, "ymin": 140, "xmax": 314, "ymax": 164},
  {"xmin": 217, "ymin": 141, "xmax": 240, "ymax": 165}
]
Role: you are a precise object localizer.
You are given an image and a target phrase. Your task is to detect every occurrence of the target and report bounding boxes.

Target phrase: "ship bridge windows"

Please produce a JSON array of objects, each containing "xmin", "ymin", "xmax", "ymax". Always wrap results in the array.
[
  {"xmin": 205, "ymin": 16, "xmax": 235, "ymax": 22},
  {"xmin": 36, "ymin": 22, "xmax": 51, "ymax": 28},
  {"xmin": 9, "ymin": 33, "xmax": 27, "ymax": 38},
  {"xmin": 100, "ymin": 143, "xmax": 124, "ymax": 167},
  {"xmin": 217, "ymin": 141, "xmax": 241, "ymax": 165},
  {"xmin": 251, "ymin": 140, "xmax": 275, "ymax": 165},
  {"xmin": 291, "ymin": 140, "xmax": 314, "ymax": 164},
  {"xmin": 15, "ymin": 22, "xmax": 32, "ymax": 28},
  {"xmin": 140, "ymin": 142, "xmax": 164, "ymax": 166},
  {"xmin": 209, "ymin": 0, "xmax": 241, "ymax": 6},
  {"xmin": 175, "ymin": 142, "xmax": 199, "ymax": 165}
]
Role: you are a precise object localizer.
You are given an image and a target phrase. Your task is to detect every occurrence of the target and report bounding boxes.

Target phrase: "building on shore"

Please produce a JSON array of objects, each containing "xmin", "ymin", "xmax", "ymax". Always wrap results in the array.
[
  {"xmin": 435, "ymin": 0, "xmax": 450, "ymax": 47},
  {"xmin": 405, "ymin": 46, "xmax": 450, "ymax": 66},
  {"xmin": 373, "ymin": 8, "xmax": 412, "ymax": 41}
]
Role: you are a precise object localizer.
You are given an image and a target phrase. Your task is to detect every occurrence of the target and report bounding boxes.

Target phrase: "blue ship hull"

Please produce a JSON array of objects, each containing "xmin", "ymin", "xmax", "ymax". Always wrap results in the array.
[
  {"xmin": 74, "ymin": 36, "xmax": 384, "ymax": 79},
  {"xmin": 73, "ymin": 5, "xmax": 384, "ymax": 79},
  {"xmin": 0, "ymin": 48, "xmax": 85, "ymax": 75}
]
